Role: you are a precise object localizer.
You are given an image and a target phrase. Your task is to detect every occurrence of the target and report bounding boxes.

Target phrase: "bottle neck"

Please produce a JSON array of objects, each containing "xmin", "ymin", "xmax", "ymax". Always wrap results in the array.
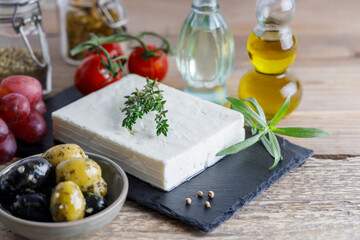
[
  {"xmin": 254, "ymin": 24, "xmax": 293, "ymax": 38},
  {"xmin": 192, "ymin": 0, "xmax": 219, "ymax": 13},
  {"xmin": 253, "ymin": 24, "xmax": 294, "ymax": 50}
]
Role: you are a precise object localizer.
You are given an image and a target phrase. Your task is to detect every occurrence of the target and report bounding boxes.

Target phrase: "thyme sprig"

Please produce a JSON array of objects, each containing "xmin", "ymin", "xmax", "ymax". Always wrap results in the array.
[
  {"xmin": 122, "ymin": 78, "xmax": 169, "ymax": 136},
  {"xmin": 217, "ymin": 96, "xmax": 331, "ymax": 170}
]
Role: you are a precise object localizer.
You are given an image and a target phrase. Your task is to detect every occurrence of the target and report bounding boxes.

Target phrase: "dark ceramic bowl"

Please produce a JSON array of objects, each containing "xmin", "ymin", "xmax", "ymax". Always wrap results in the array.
[{"xmin": 0, "ymin": 152, "xmax": 128, "ymax": 240}]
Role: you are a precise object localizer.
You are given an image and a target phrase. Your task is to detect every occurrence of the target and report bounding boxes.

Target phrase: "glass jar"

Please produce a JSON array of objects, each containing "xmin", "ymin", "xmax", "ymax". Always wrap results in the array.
[
  {"xmin": 176, "ymin": 0, "xmax": 234, "ymax": 105},
  {"xmin": 57, "ymin": 0, "xmax": 128, "ymax": 65},
  {"xmin": 0, "ymin": 0, "xmax": 52, "ymax": 95}
]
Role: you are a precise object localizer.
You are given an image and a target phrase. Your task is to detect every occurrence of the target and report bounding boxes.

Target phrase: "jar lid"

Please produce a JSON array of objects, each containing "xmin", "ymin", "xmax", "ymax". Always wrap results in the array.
[{"xmin": 0, "ymin": 0, "xmax": 39, "ymax": 23}]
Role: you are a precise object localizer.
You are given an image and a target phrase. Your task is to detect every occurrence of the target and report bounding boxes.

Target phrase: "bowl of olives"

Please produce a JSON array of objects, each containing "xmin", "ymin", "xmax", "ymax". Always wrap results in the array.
[{"xmin": 0, "ymin": 144, "xmax": 128, "ymax": 240}]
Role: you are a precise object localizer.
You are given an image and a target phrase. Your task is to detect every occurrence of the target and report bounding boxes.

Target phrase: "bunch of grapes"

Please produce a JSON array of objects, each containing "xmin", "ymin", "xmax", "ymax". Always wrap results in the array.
[{"xmin": 0, "ymin": 76, "xmax": 47, "ymax": 163}]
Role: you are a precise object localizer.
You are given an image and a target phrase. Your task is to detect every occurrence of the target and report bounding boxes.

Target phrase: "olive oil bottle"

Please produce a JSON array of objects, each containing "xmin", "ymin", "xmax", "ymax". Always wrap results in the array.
[
  {"xmin": 239, "ymin": 0, "xmax": 302, "ymax": 119},
  {"xmin": 247, "ymin": 31, "xmax": 297, "ymax": 75}
]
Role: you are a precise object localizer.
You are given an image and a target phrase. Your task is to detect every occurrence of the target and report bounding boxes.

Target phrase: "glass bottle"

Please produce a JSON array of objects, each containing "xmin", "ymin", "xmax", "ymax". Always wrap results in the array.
[
  {"xmin": 176, "ymin": 0, "xmax": 234, "ymax": 105},
  {"xmin": 0, "ymin": 0, "xmax": 52, "ymax": 95},
  {"xmin": 57, "ymin": 0, "xmax": 128, "ymax": 65},
  {"xmin": 238, "ymin": 0, "xmax": 302, "ymax": 119}
]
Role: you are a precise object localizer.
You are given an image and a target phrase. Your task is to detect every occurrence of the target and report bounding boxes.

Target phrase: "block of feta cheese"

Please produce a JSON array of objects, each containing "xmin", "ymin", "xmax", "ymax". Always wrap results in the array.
[{"xmin": 52, "ymin": 74, "xmax": 245, "ymax": 191}]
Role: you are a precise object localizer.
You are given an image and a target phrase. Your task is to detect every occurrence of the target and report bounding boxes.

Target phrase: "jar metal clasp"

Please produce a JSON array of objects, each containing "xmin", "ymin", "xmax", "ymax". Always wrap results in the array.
[
  {"xmin": 95, "ymin": 0, "xmax": 129, "ymax": 29},
  {"xmin": 12, "ymin": 0, "xmax": 49, "ymax": 68}
]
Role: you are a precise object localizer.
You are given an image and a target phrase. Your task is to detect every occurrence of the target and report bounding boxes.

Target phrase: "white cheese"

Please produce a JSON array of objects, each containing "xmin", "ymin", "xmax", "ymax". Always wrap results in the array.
[{"xmin": 52, "ymin": 74, "xmax": 244, "ymax": 191}]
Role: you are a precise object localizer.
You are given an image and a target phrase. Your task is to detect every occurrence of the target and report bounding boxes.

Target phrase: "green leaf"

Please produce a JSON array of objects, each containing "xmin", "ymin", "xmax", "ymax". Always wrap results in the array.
[
  {"xmin": 260, "ymin": 136, "xmax": 274, "ymax": 158},
  {"xmin": 230, "ymin": 103, "xmax": 254, "ymax": 127},
  {"xmin": 216, "ymin": 132, "xmax": 263, "ymax": 156},
  {"xmin": 261, "ymin": 136, "xmax": 283, "ymax": 160},
  {"xmin": 269, "ymin": 95, "xmax": 291, "ymax": 127},
  {"xmin": 122, "ymin": 77, "xmax": 169, "ymax": 136},
  {"xmin": 243, "ymin": 97, "xmax": 266, "ymax": 122},
  {"xmin": 227, "ymin": 97, "xmax": 267, "ymax": 128},
  {"xmin": 272, "ymin": 127, "xmax": 331, "ymax": 138},
  {"xmin": 268, "ymin": 131, "xmax": 281, "ymax": 170}
]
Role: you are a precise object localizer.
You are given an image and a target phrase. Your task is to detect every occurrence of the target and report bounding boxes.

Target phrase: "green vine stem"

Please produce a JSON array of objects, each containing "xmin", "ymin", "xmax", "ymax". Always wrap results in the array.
[
  {"xmin": 70, "ymin": 31, "xmax": 172, "ymax": 58},
  {"xmin": 70, "ymin": 31, "xmax": 172, "ymax": 80},
  {"xmin": 80, "ymin": 42, "xmax": 127, "ymax": 82}
]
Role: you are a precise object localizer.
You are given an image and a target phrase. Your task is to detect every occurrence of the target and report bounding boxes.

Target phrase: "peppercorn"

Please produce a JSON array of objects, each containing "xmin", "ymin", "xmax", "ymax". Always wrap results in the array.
[{"xmin": 208, "ymin": 191, "xmax": 215, "ymax": 199}]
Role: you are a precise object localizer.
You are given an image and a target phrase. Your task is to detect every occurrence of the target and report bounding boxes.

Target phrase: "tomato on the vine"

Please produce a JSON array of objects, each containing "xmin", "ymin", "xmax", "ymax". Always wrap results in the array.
[
  {"xmin": 84, "ymin": 43, "xmax": 123, "ymax": 58},
  {"xmin": 75, "ymin": 54, "xmax": 122, "ymax": 95},
  {"xmin": 128, "ymin": 45, "xmax": 168, "ymax": 82}
]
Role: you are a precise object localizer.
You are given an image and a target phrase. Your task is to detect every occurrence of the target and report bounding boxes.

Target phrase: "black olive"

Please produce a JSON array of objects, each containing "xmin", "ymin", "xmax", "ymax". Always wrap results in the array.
[
  {"xmin": 10, "ymin": 192, "xmax": 52, "ymax": 222},
  {"xmin": 83, "ymin": 191, "xmax": 108, "ymax": 216},
  {"xmin": 0, "ymin": 176, "xmax": 17, "ymax": 211},
  {"xmin": 37, "ymin": 168, "xmax": 56, "ymax": 202},
  {"xmin": 6, "ymin": 157, "xmax": 53, "ymax": 191}
]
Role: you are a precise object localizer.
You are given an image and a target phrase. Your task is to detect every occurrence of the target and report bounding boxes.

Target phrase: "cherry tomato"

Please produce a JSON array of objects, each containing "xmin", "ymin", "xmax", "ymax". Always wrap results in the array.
[
  {"xmin": 128, "ymin": 45, "xmax": 168, "ymax": 82},
  {"xmin": 75, "ymin": 54, "xmax": 122, "ymax": 95},
  {"xmin": 9, "ymin": 110, "xmax": 47, "ymax": 143},
  {"xmin": 0, "ymin": 93, "xmax": 31, "ymax": 123},
  {"xmin": 0, "ymin": 76, "xmax": 42, "ymax": 105},
  {"xmin": 0, "ymin": 131, "xmax": 17, "ymax": 163},
  {"xmin": 0, "ymin": 118, "xmax": 9, "ymax": 143},
  {"xmin": 84, "ymin": 43, "xmax": 123, "ymax": 58}
]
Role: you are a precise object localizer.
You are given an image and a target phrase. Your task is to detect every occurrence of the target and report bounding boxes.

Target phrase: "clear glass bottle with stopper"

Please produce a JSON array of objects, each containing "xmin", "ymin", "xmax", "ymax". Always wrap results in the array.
[
  {"xmin": 176, "ymin": 0, "xmax": 234, "ymax": 105},
  {"xmin": 238, "ymin": 0, "xmax": 302, "ymax": 119}
]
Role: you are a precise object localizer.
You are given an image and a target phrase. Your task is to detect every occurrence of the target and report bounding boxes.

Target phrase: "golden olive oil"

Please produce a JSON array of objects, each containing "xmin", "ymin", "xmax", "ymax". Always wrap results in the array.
[
  {"xmin": 247, "ymin": 31, "xmax": 297, "ymax": 75},
  {"xmin": 238, "ymin": 69, "xmax": 302, "ymax": 120}
]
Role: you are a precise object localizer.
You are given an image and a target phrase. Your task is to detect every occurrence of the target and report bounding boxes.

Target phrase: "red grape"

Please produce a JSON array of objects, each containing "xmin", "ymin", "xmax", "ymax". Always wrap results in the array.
[
  {"xmin": 0, "ymin": 93, "xmax": 31, "ymax": 123},
  {"xmin": 31, "ymin": 99, "xmax": 46, "ymax": 116},
  {"xmin": 0, "ymin": 118, "xmax": 9, "ymax": 143},
  {"xmin": 9, "ymin": 110, "xmax": 47, "ymax": 143},
  {"xmin": 0, "ymin": 130, "xmax": 17, "ymax": 163},
  {"xmin": 0, "ymin": 75, "xmax": 42, "ymax": 105}
]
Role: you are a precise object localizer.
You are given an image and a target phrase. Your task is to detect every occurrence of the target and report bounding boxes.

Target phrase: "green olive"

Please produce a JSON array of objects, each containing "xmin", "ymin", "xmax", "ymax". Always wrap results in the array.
[
  {"xmin": 42, "ymin": 144, "xmax": 87, "ymax": 166},
  {"xmin": 50, "ymin": 181, "xmax": 85, "ymax": 222},
  {"xmin": 86, "ymin": 177, "xmax": 107, "ymax": 196},
  {"xmin": 56, "ymin": 157, "xmax": 102, "ymax": 191}
]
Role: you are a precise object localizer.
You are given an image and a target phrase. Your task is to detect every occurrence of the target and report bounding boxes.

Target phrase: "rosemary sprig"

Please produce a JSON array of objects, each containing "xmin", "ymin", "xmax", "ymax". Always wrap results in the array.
[
  {"xmin": 217, "ymin": 96, "xmax": 331, "ymax": 170},
  {"xmin": 122, "ymin": 78, "xmax": 169, "ymax": 136}
]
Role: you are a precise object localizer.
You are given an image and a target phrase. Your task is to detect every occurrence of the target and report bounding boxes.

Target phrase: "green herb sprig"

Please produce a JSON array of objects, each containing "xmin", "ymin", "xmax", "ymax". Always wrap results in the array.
[
  {"xmin": 70, "ymin": 32, "xmax": 172, "ymax": 79},
  {"xmin": 122, "ymin": 78, "xmax": 169, "ymax": 136},
  {"xmin": 217, "ymin": 96, "xmax": 331, "ymax": 169}
]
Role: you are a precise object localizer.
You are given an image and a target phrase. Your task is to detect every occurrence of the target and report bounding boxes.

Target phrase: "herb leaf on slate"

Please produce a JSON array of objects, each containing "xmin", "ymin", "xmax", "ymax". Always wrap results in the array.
[
  {"xmin": 217, "ymin": 95, "xmax": 331, "ymax": 169},
  {"xmin": 122, "ymin": 78, "xmax": 169, "ymax": 136}
]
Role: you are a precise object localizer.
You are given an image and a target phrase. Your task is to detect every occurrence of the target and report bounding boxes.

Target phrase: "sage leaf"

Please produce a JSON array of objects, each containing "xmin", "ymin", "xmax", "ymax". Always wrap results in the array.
[
  {"xmin": 227, "ymin": 97, "xmax": 267, "ymax": 128},
  {"xmin": 243, "ymin": 97, "xmax": 266, "ymax": 122},
  {"xmin": 216, "ymin": 132, "xmax": 263, "ymax": 156},
  {"xmin": 269, "ymin": 95, "xmax": 291, "ymax": 127},
  {"xmin": 231, "ymin": 104, "xmax": 255, "ymax": 128},
  {"xmin": 260, "ymin": 135, "xmax": 274, "ymax": 158},
  {"xmin": 272, "ymin": 127, "xmax": 331, "ymax": 138},
  {"xmin": 268, "ymin": 131, "xmax": 281, "ymax": 170}
]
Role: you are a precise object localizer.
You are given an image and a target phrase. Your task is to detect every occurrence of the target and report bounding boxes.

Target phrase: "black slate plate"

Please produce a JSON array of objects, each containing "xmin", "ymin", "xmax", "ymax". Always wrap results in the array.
[{"xmin": 17, "ymin": 86, "xmax": 314, "ymax": 232}]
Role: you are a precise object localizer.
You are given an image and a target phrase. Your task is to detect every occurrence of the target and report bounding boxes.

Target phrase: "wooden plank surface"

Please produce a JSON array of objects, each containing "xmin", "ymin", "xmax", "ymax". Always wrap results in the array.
[
  {"xmin": 1, "ymin": 157, "xmax": 360, "ymax": 239},
  {"xmin": 1, "ymin": 0, "xmax": 360, "ymax": 239}
]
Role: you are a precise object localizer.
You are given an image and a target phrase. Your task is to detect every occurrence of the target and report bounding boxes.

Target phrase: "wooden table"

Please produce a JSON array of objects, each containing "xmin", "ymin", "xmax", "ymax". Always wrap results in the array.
[{"xmin": 1, "ymin": 0, "xmax": 360, "ymax": 239}]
